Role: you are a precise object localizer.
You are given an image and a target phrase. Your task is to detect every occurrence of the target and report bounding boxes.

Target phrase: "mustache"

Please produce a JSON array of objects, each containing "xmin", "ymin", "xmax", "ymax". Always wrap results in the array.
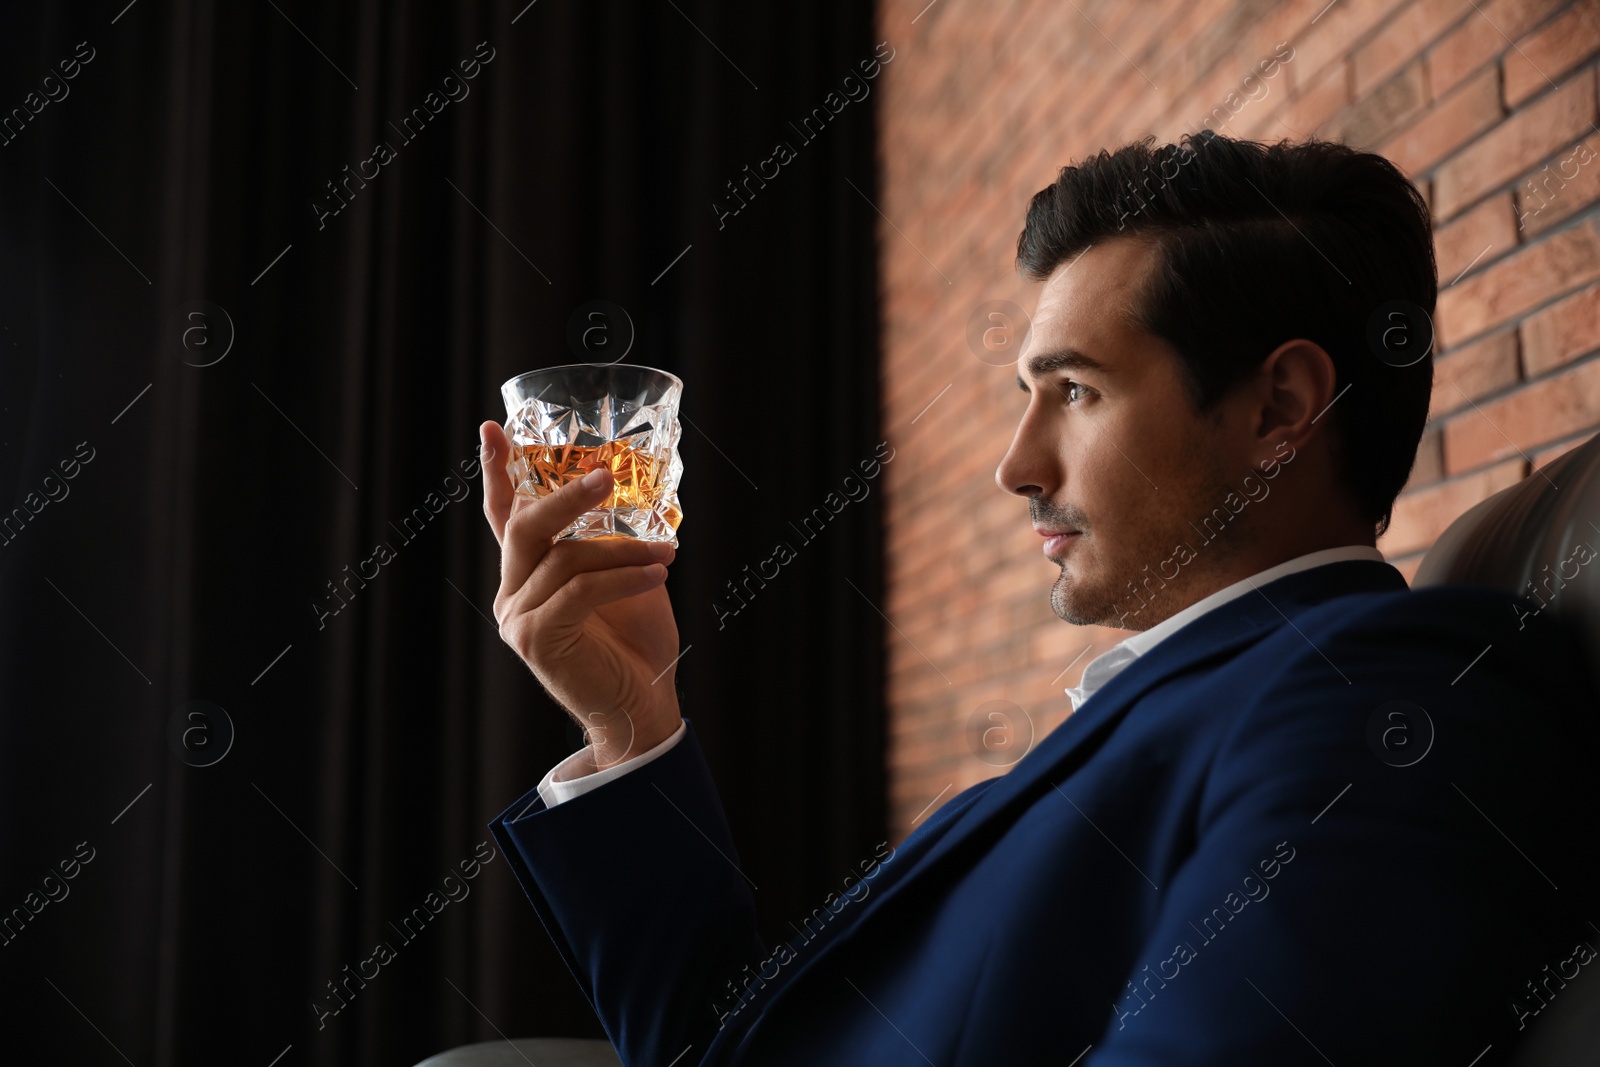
[{"xmin": 1031, "ymin": 501, "xmax": 1089, "ymax": 531}]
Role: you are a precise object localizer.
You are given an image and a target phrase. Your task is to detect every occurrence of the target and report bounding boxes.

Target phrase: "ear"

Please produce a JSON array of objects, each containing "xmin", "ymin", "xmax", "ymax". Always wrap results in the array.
[{"xmin": 1250, "ymin": 339, "xmax": 1338, "ymax": 469}]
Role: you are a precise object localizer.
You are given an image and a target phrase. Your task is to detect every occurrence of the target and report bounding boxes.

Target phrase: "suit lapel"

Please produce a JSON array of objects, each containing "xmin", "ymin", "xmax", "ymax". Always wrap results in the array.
[{"xmin": 723, "ymin": 559, "xmax": 1408, "ymax": 1050}]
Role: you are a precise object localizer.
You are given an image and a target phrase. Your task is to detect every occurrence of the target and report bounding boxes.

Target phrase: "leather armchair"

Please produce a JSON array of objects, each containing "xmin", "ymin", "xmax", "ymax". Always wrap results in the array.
[
  {"xmin": 1413, "ymin": 431, "xmax": 1600, "ymax": 1066},
  {"xmin": 412, "ymin": 1036, "xmax": 622, "ymax": 1067}
]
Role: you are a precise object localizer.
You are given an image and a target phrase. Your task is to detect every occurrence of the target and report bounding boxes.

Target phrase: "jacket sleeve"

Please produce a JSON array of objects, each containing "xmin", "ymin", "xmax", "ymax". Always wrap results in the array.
[
  {"xmin": 1085, "ymin": 588, "xmax": 1600, "ymax": 1066},
  {"xmin": 489, "ymin": 716, "xmax": 765, "ymax": 1067}
]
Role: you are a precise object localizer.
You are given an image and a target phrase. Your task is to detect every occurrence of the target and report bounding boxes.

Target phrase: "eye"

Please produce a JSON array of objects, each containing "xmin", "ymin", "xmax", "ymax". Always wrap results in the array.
[{"xmin": 1059, "ymin": 380, "xmax": 1090, "ymax": 404}]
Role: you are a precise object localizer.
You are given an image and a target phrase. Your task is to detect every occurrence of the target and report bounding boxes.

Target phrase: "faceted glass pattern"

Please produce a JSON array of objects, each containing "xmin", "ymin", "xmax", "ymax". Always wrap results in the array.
[{"xmin": 500, "ymin": 363, "xmax": 684, "ymax": 544}]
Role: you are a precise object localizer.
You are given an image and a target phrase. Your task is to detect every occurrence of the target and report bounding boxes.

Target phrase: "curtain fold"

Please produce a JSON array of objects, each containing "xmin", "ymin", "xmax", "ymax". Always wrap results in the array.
[{"xmin": 0, "ymin": 2, "xmax": 884, "ymax": 1064}]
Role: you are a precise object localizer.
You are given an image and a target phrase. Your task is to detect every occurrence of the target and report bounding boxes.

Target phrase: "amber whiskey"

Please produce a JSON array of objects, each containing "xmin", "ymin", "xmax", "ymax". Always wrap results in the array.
[{"xmin": 514, "ymin": 439, "xmax": 682, "ymax": 530}]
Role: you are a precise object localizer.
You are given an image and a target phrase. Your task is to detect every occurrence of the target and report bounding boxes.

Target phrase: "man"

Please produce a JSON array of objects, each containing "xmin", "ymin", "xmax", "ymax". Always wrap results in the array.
[{"xmin": 479, "ymin": 131, "xmax": 1600, "ymax": 1065}]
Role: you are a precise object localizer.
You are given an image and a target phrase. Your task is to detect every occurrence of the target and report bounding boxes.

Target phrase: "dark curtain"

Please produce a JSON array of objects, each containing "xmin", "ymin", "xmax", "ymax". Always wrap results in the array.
[{"xmin": 0, "ymin": 2, "xmax": 884, "ymax": 1064}]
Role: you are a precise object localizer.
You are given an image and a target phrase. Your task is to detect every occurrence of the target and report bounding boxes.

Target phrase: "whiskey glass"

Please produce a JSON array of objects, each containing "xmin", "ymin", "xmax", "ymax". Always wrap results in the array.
[{"xmin": 500, "ymin": 363, "xmax": 684, "ymax": 544}]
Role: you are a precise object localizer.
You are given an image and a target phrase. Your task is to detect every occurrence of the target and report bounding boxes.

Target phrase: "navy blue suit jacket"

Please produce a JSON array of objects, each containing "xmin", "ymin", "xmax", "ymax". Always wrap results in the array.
[{"xmin": 490, "ymin": 559, "xmax": 1600, "ymax": 1065}]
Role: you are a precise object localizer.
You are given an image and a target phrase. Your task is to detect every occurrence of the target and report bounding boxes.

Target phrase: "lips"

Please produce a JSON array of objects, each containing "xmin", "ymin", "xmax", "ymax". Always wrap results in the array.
[{"xmin": 1039, "ymin": 530, "xmax": 1080, "ymax": 557}]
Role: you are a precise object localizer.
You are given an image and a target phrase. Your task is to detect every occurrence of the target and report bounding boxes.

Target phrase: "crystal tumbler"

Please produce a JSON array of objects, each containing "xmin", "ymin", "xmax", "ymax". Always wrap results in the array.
[{"xmin": 500, "ymin": 363, "xmax": 684, "ymax": 544}]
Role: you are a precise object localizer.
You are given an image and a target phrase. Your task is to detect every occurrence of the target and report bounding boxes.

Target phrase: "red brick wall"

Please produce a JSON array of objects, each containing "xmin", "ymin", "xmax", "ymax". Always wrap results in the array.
[{"xmin": 875, "ymin": 0, "xmax": 1600, "ymax": 840}]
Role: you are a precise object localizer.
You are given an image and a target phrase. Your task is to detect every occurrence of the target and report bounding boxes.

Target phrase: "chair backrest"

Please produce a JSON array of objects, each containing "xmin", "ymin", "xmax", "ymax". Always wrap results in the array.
[
  {"xmin": 1413, "ymin": 432, "xmax": 1600, "ymax": 682},
  {"xmin": 1414, "ymin": 440, "xmax": 1600, "ymax": 1067},
  {"xmin": 413, "ymin": 1037, "xmax": 621, "ymax": 1067}
]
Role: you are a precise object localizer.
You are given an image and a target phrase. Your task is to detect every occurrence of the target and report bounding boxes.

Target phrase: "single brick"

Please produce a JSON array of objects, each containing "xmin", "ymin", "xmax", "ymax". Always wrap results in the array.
[
  {"xmin": 1280, "ymin": 57, "xmax": 1353, "ymax": 136},
  {"xmin": 1434, "ymin": 192, "xmax": 1516, "ymax": 284},
  {"xmin": 1431, "ymin": 329, "xmax": 1521, "ymax": 416},
  {"xmin": 1327, "ymin": 58, "xmax": 1429, "ymax": 147},
  {"xmin": 1443, "ymin": 352, "xmax": 1600, "ymax": 470},
  {"xmin": 1521, "ymin": 281, "xmax": 1600, "ymax": 375},
  {"xmin": 1516, "ymin": 134, "xmax": 1600, "ymax": 237},
  {"xmin": 1251, "ymin": 0, "xmax": 1331, "ymax": 97}
]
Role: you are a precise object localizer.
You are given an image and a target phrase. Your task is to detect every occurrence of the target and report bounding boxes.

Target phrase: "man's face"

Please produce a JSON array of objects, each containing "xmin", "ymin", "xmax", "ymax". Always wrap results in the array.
[{"xmin": 996, "ymin": 236, "xmax": 1253, "ymax": 631}]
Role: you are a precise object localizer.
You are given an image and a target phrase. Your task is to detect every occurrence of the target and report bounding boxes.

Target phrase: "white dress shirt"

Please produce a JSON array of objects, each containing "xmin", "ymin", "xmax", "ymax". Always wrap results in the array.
[{"xmin": 537, "ymin": 544, "xmax": 1387, "ymax": 808}]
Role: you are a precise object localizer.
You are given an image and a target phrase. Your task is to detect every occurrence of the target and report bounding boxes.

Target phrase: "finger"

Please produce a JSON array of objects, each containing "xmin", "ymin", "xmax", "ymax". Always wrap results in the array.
[
  {"xmin": 497, "ymin": 563, "xmax": 669, "ymax": 661},
  {"xmin": 500, "ymin": 465, "xmax": 619, "ymax": 595},
  {"xmin": 498, "ymin": 538, "xmax": 675, "ymax": 620},
  {"xmin": 536, "ymin": 562, "xmax": 670, "ymax": 634},
  {"xmin": 480, "ymin": 421, "xmax": 516, "ymax": 546}
]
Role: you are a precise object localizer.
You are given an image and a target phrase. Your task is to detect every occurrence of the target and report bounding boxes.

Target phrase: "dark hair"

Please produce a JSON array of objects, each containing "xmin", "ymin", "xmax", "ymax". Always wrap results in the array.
[{"xmin": 1015, "ymin": 130, "xmax": 1436, "ymax": 536}]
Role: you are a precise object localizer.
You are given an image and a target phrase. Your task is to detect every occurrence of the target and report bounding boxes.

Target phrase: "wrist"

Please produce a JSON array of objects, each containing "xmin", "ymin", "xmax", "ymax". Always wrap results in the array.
[
  {"xmin": 593, "ymin": 714, "xmax": 682, "ymax": 769},
  {"xmin": 552, "ymin": 713, "xmax": 682, "ymax": 782}
]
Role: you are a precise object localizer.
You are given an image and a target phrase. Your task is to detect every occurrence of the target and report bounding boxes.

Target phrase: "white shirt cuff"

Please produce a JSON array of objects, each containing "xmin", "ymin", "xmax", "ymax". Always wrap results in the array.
[{"xmin": 536, "ymin": 720, "xmax": 688, "ymax": 809}]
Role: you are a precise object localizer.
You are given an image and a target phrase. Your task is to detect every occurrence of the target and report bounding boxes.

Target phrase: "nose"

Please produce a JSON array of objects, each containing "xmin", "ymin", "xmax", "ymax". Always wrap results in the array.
[{"xmin": 995, "ymin": 402, "xmax": 1053, "ymax": 499}]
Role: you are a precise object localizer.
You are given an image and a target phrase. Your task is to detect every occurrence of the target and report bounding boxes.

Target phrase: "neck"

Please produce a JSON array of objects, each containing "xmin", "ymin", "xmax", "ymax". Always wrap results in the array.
[{"xmin": 1117, "ymin": 526, "xmax": 1377, "ymax": 634}]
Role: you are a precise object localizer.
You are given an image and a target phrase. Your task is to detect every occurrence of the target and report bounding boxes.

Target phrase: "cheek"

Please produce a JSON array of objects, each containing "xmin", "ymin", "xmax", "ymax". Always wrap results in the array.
[
  {"xmin": 1127, "ymin": 388, "xmax": 1219, "ymax": 487},
  {"xmin": 1079, "ymin": 409, "xmax": 1206, "ymax": 567},
  {"xmin": 1062, "ymin": 454, "xmax": 1146, "ymax": 586},
  {"xmin": 1079, "ymin": 413, "xmax": 1166, "ymax": 519}
]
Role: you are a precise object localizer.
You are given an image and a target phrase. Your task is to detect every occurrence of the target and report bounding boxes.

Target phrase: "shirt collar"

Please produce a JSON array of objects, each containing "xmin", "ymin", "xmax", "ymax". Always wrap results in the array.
[{"xmin": 1063, "ymin": 544, "xmax": 1387, "ymax": 711}]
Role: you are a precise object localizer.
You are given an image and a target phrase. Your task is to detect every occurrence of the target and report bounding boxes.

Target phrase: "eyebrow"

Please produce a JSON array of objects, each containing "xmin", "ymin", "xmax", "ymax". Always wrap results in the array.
[{"xmin": 1016, "ymin": 347, "xmax": 1110, "ymax": 392}]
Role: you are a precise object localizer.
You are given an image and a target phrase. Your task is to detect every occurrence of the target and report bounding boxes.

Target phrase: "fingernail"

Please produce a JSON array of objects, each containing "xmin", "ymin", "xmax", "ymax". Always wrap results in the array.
[
  {"xmin": 649, "ymin": 541, "xmax": 674, "ymax": 559},
  {"xmin": 582, "ymin": 468, "xmax": 610, "ymax": 489}
]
